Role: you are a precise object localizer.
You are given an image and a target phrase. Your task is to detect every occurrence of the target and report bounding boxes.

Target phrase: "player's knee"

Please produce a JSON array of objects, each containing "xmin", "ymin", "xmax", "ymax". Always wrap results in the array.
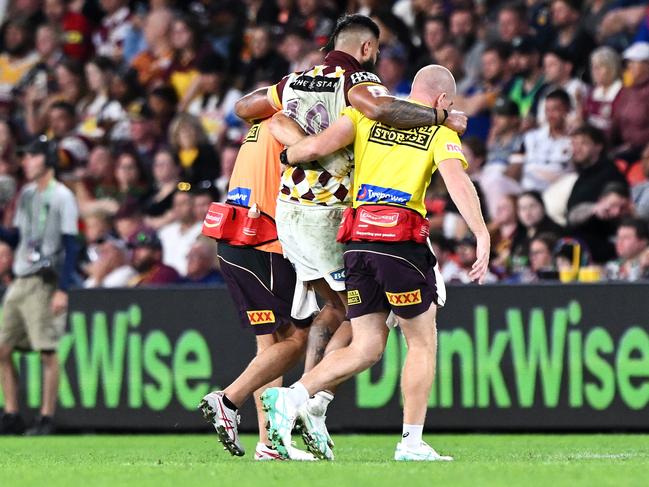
[{"xmin": 0, "ymin": 344, "xmax": 13, "ymax": 362}]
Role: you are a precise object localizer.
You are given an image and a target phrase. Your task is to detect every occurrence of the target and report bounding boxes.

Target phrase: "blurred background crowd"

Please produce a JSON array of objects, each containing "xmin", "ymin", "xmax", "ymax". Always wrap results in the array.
[{"xmin": 1, "ymin": 0, "xmax": 649, "ymax": 288}]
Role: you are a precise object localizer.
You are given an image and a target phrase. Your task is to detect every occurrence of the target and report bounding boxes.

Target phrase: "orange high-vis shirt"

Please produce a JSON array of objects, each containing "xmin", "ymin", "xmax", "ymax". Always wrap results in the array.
[{"xmin": 226, "ymin": 120, "xmax": 283, "ymax": 254}]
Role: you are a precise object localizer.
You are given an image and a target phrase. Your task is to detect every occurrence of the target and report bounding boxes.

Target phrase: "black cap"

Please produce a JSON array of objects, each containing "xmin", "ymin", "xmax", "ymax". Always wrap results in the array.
[
  {"xmin": 511, "ymin": 36, "xmax": 539, "ymax": 54},
  {"xmin": 492, "ymin": 97, "xmax": 520, "ymax": 117},
  {"xmin": 128, "ymin": 228, "xmax": 162, "ymax": 250}
]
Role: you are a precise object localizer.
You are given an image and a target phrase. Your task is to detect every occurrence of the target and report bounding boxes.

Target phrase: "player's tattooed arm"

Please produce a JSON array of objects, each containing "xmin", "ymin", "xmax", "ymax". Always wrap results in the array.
[
  {"xmin": 234, "ymin": 86, "xmax": 277, "ymax": 123},
  {"xmin": 347, "ymin": 84, "xmax": 467, "ymax": 134}
]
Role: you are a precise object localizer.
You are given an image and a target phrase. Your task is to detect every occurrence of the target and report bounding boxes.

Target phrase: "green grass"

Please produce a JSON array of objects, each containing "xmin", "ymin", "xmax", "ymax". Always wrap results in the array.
[{"xmin": 1, "ymin": 434, "xmax": 648, "ymax": 487}]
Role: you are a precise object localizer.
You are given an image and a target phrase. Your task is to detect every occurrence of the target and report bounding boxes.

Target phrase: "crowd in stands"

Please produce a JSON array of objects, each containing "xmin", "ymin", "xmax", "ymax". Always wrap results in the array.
[{"xmin": 1, "ymin": 0, "xmax": 649, "ymax": 287}]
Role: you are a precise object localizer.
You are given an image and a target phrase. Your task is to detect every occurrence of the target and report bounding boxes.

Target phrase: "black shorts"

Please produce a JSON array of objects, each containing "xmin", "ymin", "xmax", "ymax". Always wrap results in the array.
[
  {"xmin": 343, "ymin": 241, "xmax": 446, "ymax": 320},
  {"xmin": 218, "ymin": 243, "xmax": 312, "ymax": 335}
]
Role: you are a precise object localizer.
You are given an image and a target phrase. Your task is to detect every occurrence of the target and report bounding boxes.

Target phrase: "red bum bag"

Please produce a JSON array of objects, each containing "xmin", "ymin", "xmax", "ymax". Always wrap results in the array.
[
  {"xmin": 202, "ymin": 202, "xmax": 278, "ymax": 247},
  {"xmin": 336, "ymin": 205, "xmax": 429, "ymax": 244}
]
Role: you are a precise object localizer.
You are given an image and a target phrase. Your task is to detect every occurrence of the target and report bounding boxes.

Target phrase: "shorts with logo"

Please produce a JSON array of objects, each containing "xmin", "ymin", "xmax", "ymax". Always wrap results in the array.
[
  {"xmin": 0, "ymin": 274, "xmax": 67, "ymax": 351},
  {"xmin": 275, "ymin": 200, "xmax": 346, "ymax": 292},
  {"xmin": 344, "ymin": 240, "xmax": 446, "ymax": 320},
  {"xmin": 218, "ymin": 243, "xmax": 312, "ymax": 335}
]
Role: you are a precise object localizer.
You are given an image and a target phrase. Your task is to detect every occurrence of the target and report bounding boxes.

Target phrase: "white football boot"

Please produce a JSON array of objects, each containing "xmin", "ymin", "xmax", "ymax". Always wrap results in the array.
[
  {"xmin": 199, "ymin": 391, "xmax": 244, "ymax": 456},
  {"xmin": 255, "ymin": 442, "xmax": 317, "ymax": 461},
  {"xmin": 260, "ymin": 387, "xmax": 298, "ymax": 459},
  {"xmin": 394, "ymin": 441, "xmax": 454, "ymax": 461}
]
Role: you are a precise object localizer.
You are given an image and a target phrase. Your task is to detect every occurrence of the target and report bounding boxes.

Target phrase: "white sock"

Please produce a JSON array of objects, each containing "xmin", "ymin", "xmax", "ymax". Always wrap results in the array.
[
  {"xmin": 286, "ymin": 382, "xmax": 310, "ymax": 408},
  {"xmin": 306, "ymin": 390, "xmax": 334, "ymax": 416},
  {"xmin": 401, "ymin": 424, "xmax": 423, "ymax": 448}
]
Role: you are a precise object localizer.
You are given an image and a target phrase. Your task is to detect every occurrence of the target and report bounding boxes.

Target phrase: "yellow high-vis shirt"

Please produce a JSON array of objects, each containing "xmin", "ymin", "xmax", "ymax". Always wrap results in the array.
[{"xmin": 342, "ymin": 106, "xmax": 468, "ymax": 217}]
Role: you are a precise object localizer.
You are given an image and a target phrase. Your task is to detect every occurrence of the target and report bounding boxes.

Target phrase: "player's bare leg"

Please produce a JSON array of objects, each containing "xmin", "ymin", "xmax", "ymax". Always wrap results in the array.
[{"xmin": 395, "ymin": 303, "xmax": 452, "ymax": 461}]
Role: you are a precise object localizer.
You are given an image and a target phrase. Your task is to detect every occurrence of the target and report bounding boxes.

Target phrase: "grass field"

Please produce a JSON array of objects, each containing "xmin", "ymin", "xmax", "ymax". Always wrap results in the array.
[{"xmin": 1, "ymin": 434, "xmax": 648, "ymax": 487}]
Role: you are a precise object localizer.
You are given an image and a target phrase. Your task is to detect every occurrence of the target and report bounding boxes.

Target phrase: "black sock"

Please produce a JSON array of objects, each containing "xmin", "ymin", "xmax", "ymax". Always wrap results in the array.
[{"xmin": 222, "ymin": 394, "xmax": 239, "ymax": 411}]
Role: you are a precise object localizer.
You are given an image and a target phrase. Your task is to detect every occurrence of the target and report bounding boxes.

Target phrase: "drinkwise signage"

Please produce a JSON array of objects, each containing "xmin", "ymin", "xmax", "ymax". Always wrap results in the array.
[{"xmin": 0, "ymin": 285, "xmax": 647, "ymax": 431}]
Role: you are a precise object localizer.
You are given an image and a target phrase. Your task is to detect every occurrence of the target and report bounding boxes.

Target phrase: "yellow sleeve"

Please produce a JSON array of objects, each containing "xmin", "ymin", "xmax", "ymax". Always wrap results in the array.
[
  {"xmin": 268, "ymin": 84, "xmax": 282, "ymax": 110},
  {"xmin": 433, "ymin": 127, "xmax": 468, "ymax": 169},
  {"xmin": 341, "ymin": 106, "xmax": 360, "ymax": 124}
]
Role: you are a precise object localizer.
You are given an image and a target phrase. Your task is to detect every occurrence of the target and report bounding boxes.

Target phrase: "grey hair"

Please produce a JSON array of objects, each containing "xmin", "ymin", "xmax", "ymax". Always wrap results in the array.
[{"xmin": 590, "ymin": 46, "xmax": 622, "ymax": 80}]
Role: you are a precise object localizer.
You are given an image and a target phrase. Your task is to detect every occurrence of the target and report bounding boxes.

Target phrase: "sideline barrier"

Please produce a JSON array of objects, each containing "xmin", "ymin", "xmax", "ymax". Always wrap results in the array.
[{"xmin": 0, "ymin": 284, "xmax": 648, "ymax": 431}]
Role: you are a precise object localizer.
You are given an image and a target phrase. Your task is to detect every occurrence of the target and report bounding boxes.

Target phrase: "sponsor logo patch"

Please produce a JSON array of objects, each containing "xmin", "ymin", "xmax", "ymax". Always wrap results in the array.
[
  {"xmin": 356, "ymin": 184, "xmax": 412, "ymax": 205},
  {"xmin": 289, "ymin": 75, "xmax": 340, "ymax": 93},
  {"xmin": 445, "ymin": 142, "xmax": 464, "ymax": 154},
  {"xmin": 368, "ymin": 123, "xmax": 435, "ymax": 151},
  {"xmin": 358, "ymin": 208, "xmax": 399, "ymax": 227},
  {"xmin": 385, "ymin": 289, "xmax": 422, "ymax": 306},
  {"xmin": 227, "ymin": 187, "xmax": 251, "ymax": 207},
  {"xmin": 203, "ymin": 211, "xmax": 223, "ymax": 228},
  {"xmin": 246, "ymin": 310, "xmax": 276, "ymax": 325},
  {"xmin": 349, "ymin": 71, "xmax": 382, "ymax": 86},
  {"xmin": 244, "ymin": 124, "xmax": 260, "ymax": 143},
  {"xmin": 330, "ymin": 269, "xmax": 345, "ymax": 282},
  {"xmin": 348, "ymin": 290, "xmax": 362, "ymax": 305}
]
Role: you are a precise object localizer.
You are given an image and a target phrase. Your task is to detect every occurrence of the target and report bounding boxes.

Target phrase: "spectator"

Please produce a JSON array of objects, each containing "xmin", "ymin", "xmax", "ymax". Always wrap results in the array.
[
  {"xmin": 435, "ymin": 43, "xmax": 472, "ymax": 95},
  {"xmin": 169, "ymin": 112, "xmax": 220, "ymax": 191},
  {"xmin": 605, "ymin": 218, "xmax": 649, "ymax": 281},
  {"xmin": 0, "ymin": 17, "xmax": 39, "ymax": 112},
  {"xmin": 240, "ymin": 26, "xmax": 289, "ymax": 92},
  {"xmin": 142, "ymin": 148, "xmax": 180, "ymax": 229},
  {"xmin": 568, "ymin": 181, "xmax": 631, "ymax": 263},
  {"xmin": 113, "ymin": 199, "xmax": 144, "ymax": 241},
  {"xmin": 582, "ymin": 46, "xmax": 623, "ymax": 134},
  {"xmin": 124, "ymin": 101, "xmax": 162, "ymax": 171},
  {"xmin": 47, "ymin": 100, "xmax": 91, "ymax": 180},
  {"xmin": 488, "ymin": 194, "xmax": 523, "ymax": 273},
  {"xmin": 129, "ymin": 8, "xmax": 174, "ymax": 88},
  {"xmin": 146, "ymin": 84, "xmax": 178, "ymax": 140},
  {"xmin": 610, "ymin": 42, "xmax": 649, "ymax": 163},
  {"xmin": 0, "ymin": 239, "xmax": 13, "ymax": 287},
  {"xmin": 185, "ymin": 53, "xmax": 241, "ymax": 147},
  {"xmin": 505, "ymin": 36, "xmax": 547, "ymax": 127},
  {"xmin": 549, "ymin": 0, "xmax": 596, "ymax": 75},
  {"xmin": 78, "ymin": 56, "xmax": 125, "ymax": 141},
  {"xmin": 631, "ymin": 142, "xmax": 649, "ymax": 219},
  {"xmin": 511, "ymin": 89, "xmax": 573, "ymax": 192},
  {"xmin": 84, "ymin": 237, "xmax": 136, "ymax": 288},
  {"xmin": 376, "ymin": 44, "xmax": 411, "ymax": 99},
  {"xmin": 112, "ymin": 150, "xmax": 150, "ymax": 206},
  {"xmin": 444, "ymin": 235, "xmax": 498, "ymax": 283},
  {"xmin": 92, "ymin": 0, "xmax": 134, "ymax": 62},
  {"xmin": 43, "ymin": 0, "xmax": 93, "ymax": 62},
  {"xmin": 482, "ymin": 97, "xmax": 523, "ymax": 216},
  {"xmin": 158, "ymin": 190, "xmax": 202, "ymax": 276},
  {"xmin": 529, "ymin": 232, "xmax": 560, "ymax": 279},
  {"xmin": 497, "ymin": 2, "xmax": 530, "ymax": 44},
  {"xmin": 78, "ymin": 207, "xmax": 113, "ymax": 276},
  {"xmin": 127, "ymin": 227, "xmax": 180, "ymax": 286},
  {"xmin": 192, "ymin": 187, "xmax": 215, "ymax": 222},
  {"xmin": 0, "ymin": 137, "xmax": 80, "ymax": 435},
  {"xmin": 74, "ymin": 145, "xmax": 118, "ymax": 215},
  {"xmin": 180, "ymin": 238, "xmax": 225, "ymax": 285},
  {"xmin": 566, "ymin": 124, "xmax": 627, "ymax": 214},
  {"xmin": 511, "ymin": 190, "xmax": 564, "ymax": 269},
  {"xmin": 449, "ymin": 7, "xmax": 485, "ymax": 85},
  {"xmin": 166, "ymin": 15, "xmax": 212, "ymax": 101},
  {"xmin": 415, "ymin": 16, "xmax": 447, "ymax": 69},
  {"xmin": 537, "ymin": 47, "xmax": 588, "ymax": 127},
  {"xmin": 278, "ymin": 26, "xmax": 313, "ymax": 73}
]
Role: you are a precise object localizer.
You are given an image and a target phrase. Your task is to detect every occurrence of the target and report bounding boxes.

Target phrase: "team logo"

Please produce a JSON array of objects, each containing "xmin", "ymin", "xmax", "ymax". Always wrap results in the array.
[
  {"xmin": 244, "ymin": 124, "xmax": 260, "ymax": 143},
  {"xmin": 348, "ymin": 290, "xmax": 362, "ymax": 305},
  {"xmin": 356, "ymin": 184, "xmax": 412, "ymax": 205},
  {"xmin": 330, "ymin": 269, "xmax": 345, "ymax": 282},
  {"xmin": 385, "ymin": 289, "xmax": 422, "ymax": 306},
  {"xmin": 368, "ymin": 123, "xmax": 435, "ymax": 150},
  {"xmin": 358, "ymin": 208, "xmax": 399, "ymax": 227},
  {"xmin": 247, "ymin": 310, "xmax": 276, "ymax": 325},
  {"xmin": 349, "ymin": 71, "xmax": 382, "ymax": 86},
  {"xmin": 227, "ymin": 187, "xmax": 251, "ymax": 207}
]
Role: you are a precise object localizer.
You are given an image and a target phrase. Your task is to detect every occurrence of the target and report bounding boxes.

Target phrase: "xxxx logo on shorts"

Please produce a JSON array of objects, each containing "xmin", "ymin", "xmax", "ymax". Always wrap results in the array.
[
  {"xmin": 348, "ymin": 290, "xmax": 362, "ymax": 305},
  {"xmin": 385, "ymin": 289, "xmax": 422, "ymax": 306},
  {"xmin": 246, "ymin": 310, "xmax": 276, "ymax": 325}
]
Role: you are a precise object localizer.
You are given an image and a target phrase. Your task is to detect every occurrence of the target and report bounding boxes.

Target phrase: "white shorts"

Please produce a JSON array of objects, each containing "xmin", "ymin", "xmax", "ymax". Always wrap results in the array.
[{"xmin": 275, "ymin": 200, "xmax": 346, "ymax": 292}]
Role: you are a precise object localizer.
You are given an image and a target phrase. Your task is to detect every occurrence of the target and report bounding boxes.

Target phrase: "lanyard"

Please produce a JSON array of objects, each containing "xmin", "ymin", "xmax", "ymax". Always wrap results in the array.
[{"xmin": 28, "ymin": 180, "xmax": 55, "ymax": 243}]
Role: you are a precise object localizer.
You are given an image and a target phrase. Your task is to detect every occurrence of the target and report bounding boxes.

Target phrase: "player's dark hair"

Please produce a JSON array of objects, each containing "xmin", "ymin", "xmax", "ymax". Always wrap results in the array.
[
  {"xmin": 619, "ymin": 217, "xmax": 649, "ymax": 241},
  {"xmin": 323, "ymin": 14, "xmax": 380, "ymax": 52},
  {"xmin": 545, "ymin": 88, "xmax": 572, "ymax": 110}
]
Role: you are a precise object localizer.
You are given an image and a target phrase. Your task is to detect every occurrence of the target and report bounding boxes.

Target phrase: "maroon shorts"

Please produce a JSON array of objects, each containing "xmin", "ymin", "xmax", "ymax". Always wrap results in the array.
[
  {"xmin": 218, "ymin": 243, "xmax": 312, "ymax": 335},
  {"xmin": 343, "ymin": 241, "xmax": 445, "ymax": 320}
]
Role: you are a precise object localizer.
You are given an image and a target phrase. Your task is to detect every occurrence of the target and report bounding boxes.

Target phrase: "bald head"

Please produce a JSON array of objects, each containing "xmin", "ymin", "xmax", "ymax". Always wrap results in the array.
[{"xmin": 411, "ymin": 65, "xmax": 457, "ymax": 106}]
